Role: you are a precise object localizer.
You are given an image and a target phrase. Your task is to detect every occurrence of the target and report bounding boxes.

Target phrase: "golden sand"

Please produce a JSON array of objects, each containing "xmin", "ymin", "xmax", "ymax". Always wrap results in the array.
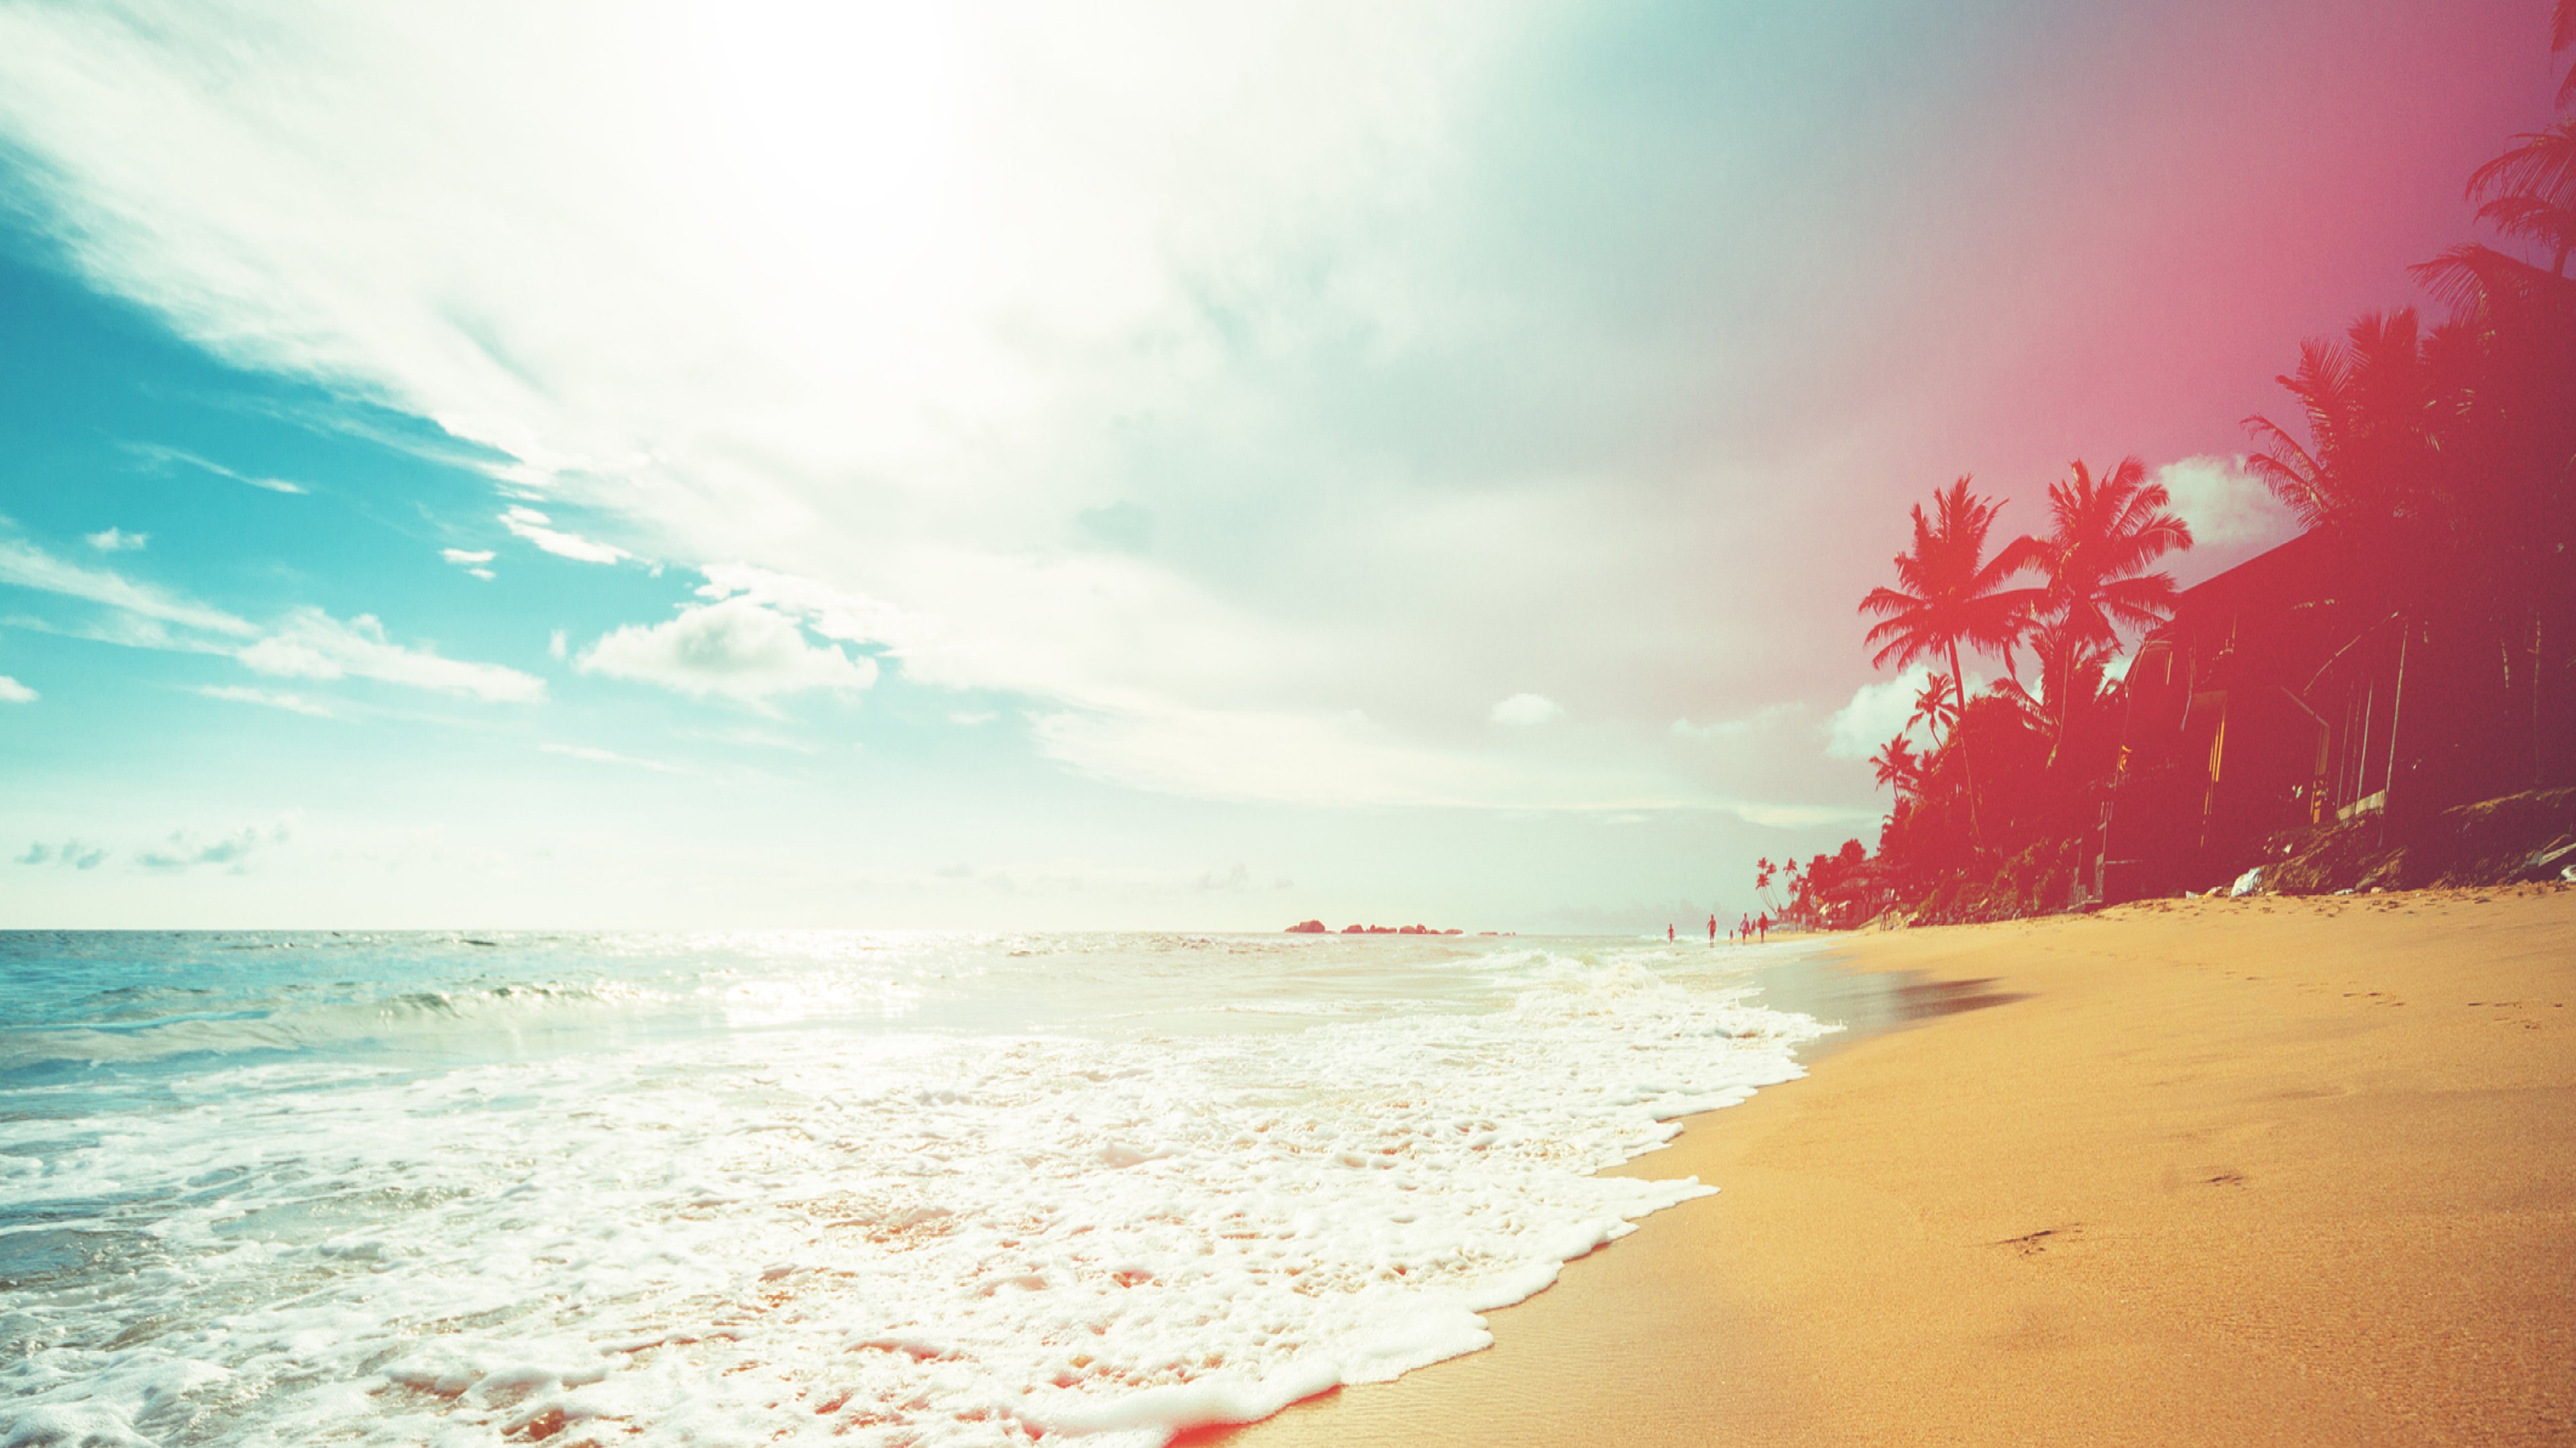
[{"xmin": 1218, "ymin": 886, "xmax": 2576, "ymax": 1446}]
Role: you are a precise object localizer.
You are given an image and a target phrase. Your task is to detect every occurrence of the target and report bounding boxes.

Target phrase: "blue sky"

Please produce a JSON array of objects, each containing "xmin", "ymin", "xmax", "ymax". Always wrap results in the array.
[{"xmin": 0, "ymin": 0, "xmax": 2553, "ymax": 927}]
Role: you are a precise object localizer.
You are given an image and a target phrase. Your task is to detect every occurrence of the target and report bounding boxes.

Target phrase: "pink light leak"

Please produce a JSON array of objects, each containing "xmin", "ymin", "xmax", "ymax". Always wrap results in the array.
[
  {"xmin": 1934, "ymin": 0, "xmax": 2550, "ymax": 478},
  {"xmin": 1721, "ymin": 0, "xmax": 2555, "ymax": 592}
]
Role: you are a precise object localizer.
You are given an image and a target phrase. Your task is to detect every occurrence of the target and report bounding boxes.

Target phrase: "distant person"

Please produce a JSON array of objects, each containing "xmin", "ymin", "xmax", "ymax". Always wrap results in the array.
[
  {"xmin": 1738, "ymin": 913, "xmax": 1751, "ymax": 943},
  {"xmin": 1667, "ymin": 923, "xmax": 1674, "ymax": 941},
  {"xmin": 1708, "ymin": 913, "xmax": 1717, "ymax": 943},
  {"xmin": 1757, "ymin": 913, "xmax": 1769, "ymax": 943}
]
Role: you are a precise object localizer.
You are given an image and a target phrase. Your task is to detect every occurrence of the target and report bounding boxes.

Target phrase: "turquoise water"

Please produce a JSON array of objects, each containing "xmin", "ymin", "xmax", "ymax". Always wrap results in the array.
[{"xmin": 1, "ymin": 930, "xmax": 1829, "ymax": 1447}]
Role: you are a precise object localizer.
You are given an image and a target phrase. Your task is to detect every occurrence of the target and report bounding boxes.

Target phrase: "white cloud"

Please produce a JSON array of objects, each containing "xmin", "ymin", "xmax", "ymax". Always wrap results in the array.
[
  {"xmin": 576, "ymin": 595, "xmax": 876, "ymax": 701},
  {"xmin": 238, "ymin": 608, "xmax": 546, "ymax": 703},
  {"xmin": 0, "ymin": 5, "xmax": 1519, "ymax": 776},
  {"xmin": 695, "ymin": 564, "xmax": 925, "ymax": 651},
  {"xmin": 0, "ymin": 675, "xmax": 34, "ymax": 703},
  {"xmin": 0, "ymin": 535, "xmax": 255, "ymax": 637},
  {"xmin": 85, "ymin": 527, "xmax": 148, "ymax": 551},
  {"xmin": 1671, "ymin": 703, "xmax": 1799, "ymax": 740},
  {"xmin": 677, "ymin": 724, "xmax": 820, "ymax": 754},
  {"xmin": 2153, "ymin": 454, "xmax": 2298, "ymax": 550},
  {"xmin": 547, "ymin": 629, "xmax": 568, "ymax": 660},
  {"xmin": 0, "ymin": 2, "xmax": 1917, "ymax": 824},
  {"xmin": 124, "ymin": 442, "xmax": 307, "ymax": 494},
  {"xmin": 1029, "ymin": 699, "xmax": 1862, "ymax": 823},
  {"xmin": 499, "ymin": 507, "xmax": 629, "ymax": 565},
  {"xmin": 1489, "ymin": 692, "xmax": 1564, "ymax": 726},
  {"xmin": 194, "ymin": 684, "xmax": 334, "ymax": 717},
  {"xmin": 540, "ymin": 742, "xmax": 686, "ymax": 773},
  {"xmin": 1824, "ymin": 664, "xmax": 1955, "ymax": 761},
  {"xmin": 0, "ymin": 534, "xmax": 540, "ymax": 705},
  {"xmin": 136, "ymin": 823, "xmax": 286, "ymax": 872},
  {"xmin": 1034, "ymin": 705, "xmax": 1460, "ymax": 808}
]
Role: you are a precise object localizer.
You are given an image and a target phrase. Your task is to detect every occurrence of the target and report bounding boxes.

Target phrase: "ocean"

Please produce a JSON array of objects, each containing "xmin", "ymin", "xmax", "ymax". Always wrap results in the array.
[{"xmin": 0, "ymin": 930, "xmax": 1837, "ymax": 1447}]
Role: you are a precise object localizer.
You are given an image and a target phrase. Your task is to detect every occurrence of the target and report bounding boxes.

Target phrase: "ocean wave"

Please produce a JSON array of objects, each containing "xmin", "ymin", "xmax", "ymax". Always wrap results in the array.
[
  {"xmin": 0, "ymin": 978, "xmax": 688, "ymax": 1073},
  {"xmin": 1, "ymin": 937, "xmax": 1829, "ymax": 1448}
]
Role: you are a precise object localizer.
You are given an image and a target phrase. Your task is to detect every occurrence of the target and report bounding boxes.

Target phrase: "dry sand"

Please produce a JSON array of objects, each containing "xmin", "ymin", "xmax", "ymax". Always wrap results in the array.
[{"xmin": 1216, "ymin": 885, "xmax": 2576, "ymax": 1447}]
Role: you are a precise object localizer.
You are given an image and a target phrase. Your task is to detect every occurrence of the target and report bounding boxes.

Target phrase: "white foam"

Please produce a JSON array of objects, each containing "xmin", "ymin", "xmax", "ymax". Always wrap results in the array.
[{"xmin": 0, "ymin": 941, "xmax": 1826, "ymax": 1447}]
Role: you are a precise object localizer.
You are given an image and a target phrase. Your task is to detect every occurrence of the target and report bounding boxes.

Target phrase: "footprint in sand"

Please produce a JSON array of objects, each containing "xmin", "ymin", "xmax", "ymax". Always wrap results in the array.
[{"xmin": 1993, "ymin": 1225, "xmax": 2082, "ymax": 1257}]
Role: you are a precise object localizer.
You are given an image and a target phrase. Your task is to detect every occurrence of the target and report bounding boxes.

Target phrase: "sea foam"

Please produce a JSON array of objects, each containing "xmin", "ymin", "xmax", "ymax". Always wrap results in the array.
[{"xmin": 0, "ymin": 933, "xmax": 1826, "ymax": 1447}]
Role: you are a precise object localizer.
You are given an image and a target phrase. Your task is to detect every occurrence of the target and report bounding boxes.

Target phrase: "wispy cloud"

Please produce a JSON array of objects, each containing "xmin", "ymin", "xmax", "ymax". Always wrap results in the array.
[
  {"xmin": 0, "ymin": 533, "xmax": 255, "ymax": 636},
  {"xmin": 85, "ymin": 527, "xmax": 148, "ymax": 551},
  {"xmin": 0, "ymin": 675, "xmax": 34, "ymax": 703},
  {"xmin": 677, "ymin": 725, "xmax": 821, "ymax": 754},
  {"xmin": 239, "ymin": 608, "xmax": 545, "ymax": 703},
  {"xmin": 539, "ymin": 741, "xmax": 686, "ymax": 774},
  {"xmin": 500, "ymin": 507, "xmax": 627, "ymax": 565},
  {"xmin": 1489, "ymin": 692, "xmax": 1564, "ymax": 726},
  {"xmin": 123, "ymin": 442, "xmax": 307, "ymax": 495},
  {"xmin": 17, "ymin": 839, "xmax": 107, "ymax": 870},
  {"xmin": 136, "ymin": 823, "xmax": 286, "ymax": 872},
  {"xmin": 194, "ymin": 684, "xmax": 335, "ymax": 717},
  {"xmin": 0, "ymin": 3, "xmax": 1620, "ymax": 807},
  {"xmin": 0, "ymin": 532, "xmax": 541, "ymax": 704},
  {"xmin": 1672, "ymin": 703, "xmax": 1801, "ymax": 740},
  {"xmin": 441, "ymin": 548, "xmax": 496, "ymax": 580}
]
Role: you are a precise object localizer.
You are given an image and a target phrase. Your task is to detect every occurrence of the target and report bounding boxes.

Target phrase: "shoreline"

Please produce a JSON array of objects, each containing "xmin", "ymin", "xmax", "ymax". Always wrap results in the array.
[{"xmin": 1219, "ymin": 886, "xmax": 2576, "ymax": 1445}]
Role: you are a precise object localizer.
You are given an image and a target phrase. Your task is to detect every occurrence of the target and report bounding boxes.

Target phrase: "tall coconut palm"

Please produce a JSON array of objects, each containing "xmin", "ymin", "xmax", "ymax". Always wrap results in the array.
[
  {"xmin": 2463, "ymin": 117, "xmax": 2576, "ymax": 275},
  {"xmin": 2026, "ymin": 458, "xmax": 2194, "ymax": 757},
  {"xmin": 2242, "ymin": 309, "xmax": 2447, "ymax": 531},
  {"xmin": 1860, "ymin": 478, "xmax": 2044, "ymax": 847},
  {"xmin": 1870, "ymin": 734, "xmax": 1923, "ymax": 801}
]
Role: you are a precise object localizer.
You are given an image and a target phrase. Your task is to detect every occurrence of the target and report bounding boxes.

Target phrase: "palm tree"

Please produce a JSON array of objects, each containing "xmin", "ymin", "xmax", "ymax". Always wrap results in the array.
[
  {"xmin": 2411, "ymin": 87, "xmax": 2576, "ymax": 792},
  {"xmin": 2463, "ymin": 119, "xmax": 2576, "ymax": 276},
  {"xmin": 2242, "ymin": 310, "xmax": 2447, "ymax": 531},
  {"xmin": 1870, "ymin": 734, "xmax": 1923, "ymax": 801},
  {"xmin": 2025, "ymin": 458, "xmax": 2193, "ymax": 757},
  {"xmin": 2555, "ymin": 0, "xmax": 2575, "ymax": 109},
  {"xmin": 1908, "ymin": 672, "xmax": 1961, "ymax": 747},
  {"xmin": 1860, "ymin": 478, "xmax": 2045, "ymax": 847},
  {"xmin": 1993, "ymin": 615, "xmax": 2116, "ymax": 749}
]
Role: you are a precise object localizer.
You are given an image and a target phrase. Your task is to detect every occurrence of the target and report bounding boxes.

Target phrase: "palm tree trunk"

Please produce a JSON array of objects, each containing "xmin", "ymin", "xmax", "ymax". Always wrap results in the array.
[
  {"xmin": 2045, "ymin": 626, "xmax": 2074, "ymax": 770},
  {"xmin": 1947, "ymin": 641, "xmax": 1984, "ymax": 852}
]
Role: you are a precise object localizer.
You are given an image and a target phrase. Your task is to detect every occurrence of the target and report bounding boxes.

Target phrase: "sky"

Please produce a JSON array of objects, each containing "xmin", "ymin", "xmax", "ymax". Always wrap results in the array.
[{"xmin": 0, "ymin": 0, "xmax": 2559, "ymax": 930}]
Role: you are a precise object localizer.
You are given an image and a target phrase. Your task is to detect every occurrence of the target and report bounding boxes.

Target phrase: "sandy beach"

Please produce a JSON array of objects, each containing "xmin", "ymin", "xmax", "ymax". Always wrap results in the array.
[{"xmin": 1222, "ymin": 886, "xmax": 2576, "ymax": 1447}]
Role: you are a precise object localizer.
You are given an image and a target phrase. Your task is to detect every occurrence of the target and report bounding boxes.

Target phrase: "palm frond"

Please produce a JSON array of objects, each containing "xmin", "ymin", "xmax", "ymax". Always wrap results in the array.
[{"xmin": 2465, "ymin": 121, "xmax": 2576, "ymax": 209}]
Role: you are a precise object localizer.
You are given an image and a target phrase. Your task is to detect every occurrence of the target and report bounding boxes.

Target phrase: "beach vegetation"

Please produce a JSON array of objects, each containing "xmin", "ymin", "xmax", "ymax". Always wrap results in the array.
[{"xmin": 1781, "ymin": 11, "xmax": 2576, "ymax": 925}]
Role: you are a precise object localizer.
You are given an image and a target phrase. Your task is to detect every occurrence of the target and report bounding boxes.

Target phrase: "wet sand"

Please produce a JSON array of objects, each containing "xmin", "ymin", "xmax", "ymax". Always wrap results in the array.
[{"xmin": 1219, "ymin": 886, "xmax": 2576, "ymax": 1447}]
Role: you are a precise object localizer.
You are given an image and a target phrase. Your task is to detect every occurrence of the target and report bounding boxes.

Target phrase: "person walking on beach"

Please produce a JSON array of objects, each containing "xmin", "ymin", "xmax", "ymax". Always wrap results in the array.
[
  {"xmin": 1667, "ymin": 923, "xmax": 1674, "ymax": 941},
  {"xmin": 1738, "ymin": 913, "xmax": 1751, "ymax": 943},
  {"xmin": 1757, "ymin": 913, "xmax": 1769, "ymax": 943},
  {"xmin": 1708, "ymin": 913, "xmax": 1717, "ymax": 944}
]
